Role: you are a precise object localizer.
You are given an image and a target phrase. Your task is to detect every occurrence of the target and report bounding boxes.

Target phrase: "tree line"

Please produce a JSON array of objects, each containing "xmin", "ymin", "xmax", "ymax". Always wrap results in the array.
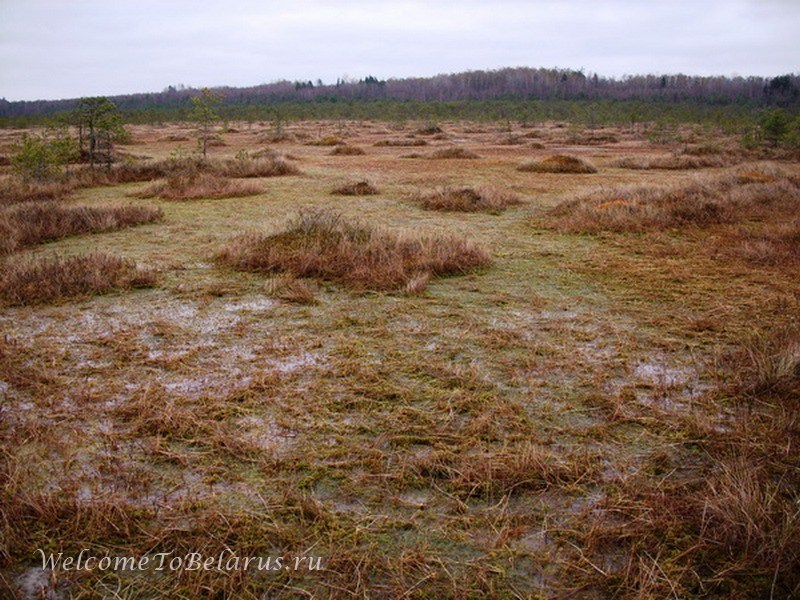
[{"xmin": 1, "ymin": 67, "xmax": 798, "ymax": 125}]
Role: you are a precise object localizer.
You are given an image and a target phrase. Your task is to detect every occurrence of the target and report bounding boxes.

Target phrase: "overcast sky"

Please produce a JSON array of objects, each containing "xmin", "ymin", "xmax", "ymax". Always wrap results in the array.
[{"xmin": 0, "ymin": 0, "xmax": 798, "ymax": 101}]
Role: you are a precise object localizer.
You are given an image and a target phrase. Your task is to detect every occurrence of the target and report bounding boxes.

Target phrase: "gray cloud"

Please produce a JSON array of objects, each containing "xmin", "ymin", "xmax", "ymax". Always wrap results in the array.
[{"xmin": 0, "ymin": 0, "xmax": 797, "ymax": 100}]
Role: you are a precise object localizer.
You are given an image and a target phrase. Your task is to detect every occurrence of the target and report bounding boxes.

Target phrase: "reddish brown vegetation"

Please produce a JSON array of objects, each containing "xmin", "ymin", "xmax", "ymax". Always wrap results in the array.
[
  {"xmin": 545, "ymin": 164, "xmax": 800, "ymax": 234},
  {"xmin": 0, "ymin": 253, "xmax": 157, "ymax": 305},
  {"xmin": 216, "ymin": 209, "xmax": 491, "ymax": 291},
  {"xmin": 0, "ymin": 202, "xmax": 163, "ymax": 255},
  {"xmin": 517, "ymin": 154, "xmax": 597, "ymax": 173},
  {"xmin": 329, "ymin": 145, "xmax": 366, "ymax": 156},
  {"xmin": 331, "ymin": 181, "xmax": 379, "ymax": 196},
  {"xmin": 415, "ymin": 186, "xmax": 521, "ymax": 214},
  {"xmin": 428, "ymin": 147, "xmax": 479, "ymax": 159},
  {"xmin": 134, "ymin": 172, "xmax": 262, "ymax": 200}
]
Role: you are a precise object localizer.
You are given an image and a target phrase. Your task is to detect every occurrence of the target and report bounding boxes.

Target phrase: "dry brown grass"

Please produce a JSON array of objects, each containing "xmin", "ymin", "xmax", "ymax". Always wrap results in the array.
[
  {"xmin": 734, "ymin": 219, "xmax": 800, "ymax": 265},
  {"xmin": 306, "ymin": 136, "xmax": 344, "ymax": 146},
  {"xmin": 569, "ymin": 132, "xmax": 619, "ymax": 145},
  {"xmin": 0, "ymin": 159, "xmax": 201, "ymax": 202},
  {"xmin": 212, "ymin": 156, "xmax": 300, "ymax": 178},
  {"xmin": 613, "ymin": 154, "xmax": 726, "ymax": 170},
  {"xmin": 544, "ymin": 163, "xmax": 800, "ymax": 233},
  {"xmin": 264, "ymin": 273, "xmax": 319, "ymax": 304},
  {"xmin": 428, "ymin": 147, "xmax": 479, "ymax": 159},
  {"xmin": 331, "ymin": 180, "xmax": 380, "ymax": 196},
  {"xmin": 216, "ymin": 209, "xmax": 491, "ymax": 291},
  {"xmin": 374, "ymin": 139, "xmax": 428, "ymax": 147},
  {"xmin": 416, "ymin": 124, "xmax": 443, "ymax": 135},
  {"xmin": 134, "ymin": 172, "xmax": 262, "ymax": 201},
  {"xmin": 0, "ymin": 202, "xmax": 163, "ymax": 255},
  {"xmin": 0, "ymin": 177, "xmax": 76, "ymax": 204},
  {"xmin": 329, "ymin": 145, "xmax": 366, "ymax": 156},
  {"xmin": 517, "ymin": 154, "xmax": 597, "ymax": 173},
  {"xmin": 0, "ymin": 253, "xmax": 157, "ymax": 305},
  {"xmin": 452, "ymin": 442, "xmax": 593, "ymax": 499},
  {"xmin": 579, "ymin": 325, "xmax": 800, "ymax": 598},
  {"xmin": 69, "ymin": 160, "xmax": 189, "ymax": 185},
  {"xmin": 415, "ymin": 186, "xmax": 522, "ymax": 214}
]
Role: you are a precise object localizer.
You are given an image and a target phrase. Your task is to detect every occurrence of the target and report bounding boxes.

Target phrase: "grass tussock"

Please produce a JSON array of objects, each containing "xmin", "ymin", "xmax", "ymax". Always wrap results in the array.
[
  {"xmin": 134, "ymin": 172, "xmax": 262, "ymax": 201},
  {"xmin": 216, "ymin": 209, "xmax": 491, "ymax": 291},
  {"xmin": 415, "ymin": 186, "xmax": 521, "ymax": 214},
  {"xmin": 331, "ymin": 181, "xmax": 380, "ymax": 196},
  {"xmin": 67, "ymin": 158, "xmax": 200, "ymax": 186},
  {"xmin": 0, "ymin": 253, "xmax": 157, "ymax": 305},
  {"xmin": 517, "ymin": 154, "xmax": 597, "ymax": 173},
  {"xmin": 416, "ymin": 124, "xmax": 443, "ymax": 135},
  {"xmin": 329, "ymin": 145, "xmax": 366, "ymax": 156},
  {"xmin": 264, "ymin": 273, "xmax": 319, "ymax": 304},
  {"xmin": 306, "ymin": 136, "xmax": 344, "ymax": 146},
  {"xmin": 374, "ymin": 139, "xmax": 428, "ymax": 147},
  {"xmin": 545, "ymin": 163, "xmax": 800, "ymax": 233},
  {"xmin": 613, "ymin": 154, "xmax": 726, "ymax": 170},
  {"xmin": 428, "ymin": 147, "xmax": 479, "ymax": 159},
  {"xmin": 0, "ymin": 202, "xmax": 163, "ymax": 255},
  {"xmin": 212, "ymin": 156, "xmax": 299, "ymax": 178},
  {"xmin": 0, "ymin": 177, "xmax": 76, "ymax": 204},
  {"xmin": 569, "ymin": 132, "xmax": 619, "ymax": 145}
]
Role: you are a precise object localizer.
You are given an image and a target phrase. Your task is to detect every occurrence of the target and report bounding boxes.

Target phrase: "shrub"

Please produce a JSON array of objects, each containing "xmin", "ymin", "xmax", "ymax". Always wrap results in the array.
[
  {"xmin": 331, "ymin": 181, "xmax": 379, "ymax": 196},
  {"xmin": 10, "ymin": 130, "xmax": 76, "ymax": 181},
  {"xmin": 216, "ymin": 209, "xmax": 490, "ymax": 291},
  {"xmin": 0, "ymin": 253, "xmax": 157, "ymax": 306},
  {"xmin": 0, "ymin": 202, "xmax": 163, "ymax": 255},
  {"xmin": 415, "ymin": 186, "xmax": 521, "ymax": 214},
  {"xmin": 517, "ymin": 154, "xmax": 597, "ymax": 173}
]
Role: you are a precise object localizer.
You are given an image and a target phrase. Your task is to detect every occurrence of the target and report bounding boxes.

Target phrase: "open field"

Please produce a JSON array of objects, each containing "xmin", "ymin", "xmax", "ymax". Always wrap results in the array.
[{"xmin": 1, "ymin": 120, "xmax": 799, "ymax": 598}]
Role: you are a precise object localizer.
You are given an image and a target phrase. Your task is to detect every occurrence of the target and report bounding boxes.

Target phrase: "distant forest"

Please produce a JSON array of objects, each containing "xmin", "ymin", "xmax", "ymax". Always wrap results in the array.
[{"xmin": 2, "ymin": 67, "xmax": 798, "ymax": 126}]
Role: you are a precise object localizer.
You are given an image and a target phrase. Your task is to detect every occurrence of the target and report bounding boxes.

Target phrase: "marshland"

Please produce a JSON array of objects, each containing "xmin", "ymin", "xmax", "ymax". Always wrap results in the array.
[{"xmin": 1, "ymin": 112, "xmax": 799, "ymax": 598}]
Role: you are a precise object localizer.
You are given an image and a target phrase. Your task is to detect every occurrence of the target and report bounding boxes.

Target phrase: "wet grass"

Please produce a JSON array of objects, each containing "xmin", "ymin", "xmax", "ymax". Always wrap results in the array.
[{"xmin": 1, "ymin": 119, "xmax": 799, "ymax": 597}]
